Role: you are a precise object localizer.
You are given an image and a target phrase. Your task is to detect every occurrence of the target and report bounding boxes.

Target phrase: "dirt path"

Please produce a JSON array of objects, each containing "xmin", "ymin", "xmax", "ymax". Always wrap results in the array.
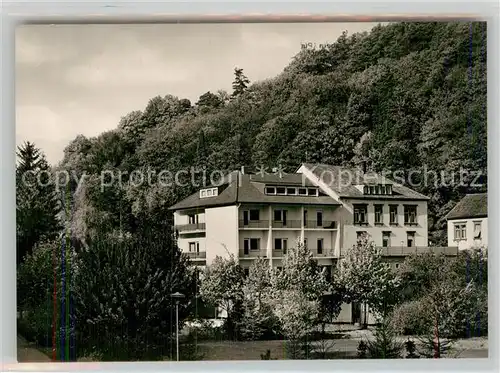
[{"xmin": 17, "ymin": 335, "xmax": 51, "ymax": 362}]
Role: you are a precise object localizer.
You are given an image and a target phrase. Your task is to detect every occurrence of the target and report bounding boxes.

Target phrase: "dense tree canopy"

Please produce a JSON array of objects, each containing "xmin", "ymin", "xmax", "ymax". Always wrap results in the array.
[{"xmin": 54, "ymin": 21, "xmax": 486, "ymax": 245}]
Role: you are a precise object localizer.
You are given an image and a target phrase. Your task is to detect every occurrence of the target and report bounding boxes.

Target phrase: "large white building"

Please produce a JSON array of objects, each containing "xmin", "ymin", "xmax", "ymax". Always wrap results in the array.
[
  {"xmin": 169, "ymin": 163, "xmax": 456, "ymax": 323},
  {"xmin": 446, "ymin": 193, "xmax": 488, "ymax": 250}
]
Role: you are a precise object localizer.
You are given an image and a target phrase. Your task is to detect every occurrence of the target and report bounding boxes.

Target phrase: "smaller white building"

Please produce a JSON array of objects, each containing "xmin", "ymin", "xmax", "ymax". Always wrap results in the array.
[{"xmin": 446, "ymin": 193, "xmax": 487, "ymax": 250}]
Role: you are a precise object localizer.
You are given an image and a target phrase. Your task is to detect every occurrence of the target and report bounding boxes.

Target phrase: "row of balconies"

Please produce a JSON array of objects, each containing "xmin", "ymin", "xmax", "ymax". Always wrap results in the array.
[
  {"xmin": 238, "ymin": 248, "xmax": 336, "ymax": 258},
  {"xmin": 174, "ymin": 220, "xmax": 337, "ymax": 233},
  {"xmin": 182, "ymin": 246, "xmax": 459, "ymax": 261},
  {"xmin": 239, "ymin": 219, "xmax": 337, "ymax": 229}
]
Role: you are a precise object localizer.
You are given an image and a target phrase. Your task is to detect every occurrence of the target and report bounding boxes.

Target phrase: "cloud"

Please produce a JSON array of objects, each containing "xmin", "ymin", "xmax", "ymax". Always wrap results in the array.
[
  {"xmin": 65, "ymin": 48, "xmax": 194, "ymax": 87},
  {"xmin": 16, "ymin": 23, "xmax": 381, "ymax": 165}
]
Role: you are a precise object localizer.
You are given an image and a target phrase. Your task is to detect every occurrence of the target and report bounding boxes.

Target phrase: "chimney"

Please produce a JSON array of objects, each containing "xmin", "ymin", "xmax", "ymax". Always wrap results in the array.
[{"xmin": 361, "ymin": 160, "xmax": 368, "ymax": 174}]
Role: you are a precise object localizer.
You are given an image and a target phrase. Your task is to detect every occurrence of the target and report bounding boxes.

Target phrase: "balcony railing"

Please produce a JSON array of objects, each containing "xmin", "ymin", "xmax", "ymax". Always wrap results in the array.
[
  {"xmin": 272, "ymin": 220, "xmax": 302, "ymax": 229},
  {"xmin": 271, "ymin": 248, "xmax": 336, "ymax": 258},
  {"xmin": 183, "ymin": 251, "xmax": 207, "ymax": 259},
  {"xmin": 175, "ymin": 223, "xmax": 206, "ymax": 232},
  {"xmin": 340, "ymin": 246, "xmax": 459, "ymax": 257},
  {"xmin": 309, "ymin": 248, "xmax": 336, "ymax": 257},
  {"xmin": 239, "ymin": 249, "xmax": 268, "ymax": 258},
  {"xmin": 239, "ymin": 220, "xmax": 269, "ymax": 229},
  {"xmin": 239, "ymin": 219, "xmax": 339, "ymax": 229},
  {"xmin": 304, "ymin": 220, "xmax": 337, "ymax": 229}
]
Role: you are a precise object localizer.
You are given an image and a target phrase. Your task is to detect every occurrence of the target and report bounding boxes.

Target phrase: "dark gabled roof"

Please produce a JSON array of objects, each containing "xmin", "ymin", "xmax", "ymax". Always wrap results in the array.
[
  {"xmin": 446, "ymin": 193, "xmax": 488, "ymax": 220},
  {"xmin": 301, "ymin": 163, "xmax": 430, "ymax": 201},
  {"xmin": 168, "ymin": 171, "xmax": 339, "ymax": 211}
]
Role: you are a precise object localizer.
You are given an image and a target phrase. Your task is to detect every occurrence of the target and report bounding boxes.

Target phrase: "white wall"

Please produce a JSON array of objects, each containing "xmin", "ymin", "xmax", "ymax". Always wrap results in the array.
[
  {"xmin": 341, "ymin": 199, "xmax": 428, "ymax": 251},
  {"xmin": 205, "ymin": 205, "xmax": 239, "ymax": 265},
  {"xmin": 447, "ymin": 217, "xmax": 488, "ymax": 250},
  {"xmin": 174, "ymin": 210, "xmax": 206, "ymax": 225},
  {"xmin": 177, "ymin": 236, "xmax": 206, "ymax": 253},
  {"xmin": 239, "ymin": 230, "xmax": 270, "ymax": 257}
]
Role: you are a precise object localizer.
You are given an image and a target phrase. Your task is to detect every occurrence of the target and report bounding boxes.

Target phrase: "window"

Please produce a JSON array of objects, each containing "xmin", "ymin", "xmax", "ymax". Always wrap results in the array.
[
  {"xmin": 244, "ymin": 238, "xmax": 260, "ymax": 254},
  {"xmin": 407, "ymin": 232, "xmax": 415, "ymax": 247},
  {"xmin": 308, "ymin": 188, "xmax": 318, "ymax": 196},
  {"xmin": 454, "ymin": 223, "xmax": 467, "ymax": 240},
  {"xmin": 380, "ymin": 185, "xmax": 386, "ymax": 195},
  {"xmin": 276, "ymin": 187, "xmax": 286, "ymax": 195},
  {"xmin": 353, "ymin": 204, "xmax": 368, "ymax": 225},
  {"xmin": 250, "ymin": 238, "xmax": 259, "ymax": 251},
  {"xmin": 382, "ymin": 231, "xmax": 391, "ymax": 247},
  {"xmin": 474, "ymin": 221, "xmax": 482, "ymax": 240},
  {"xmin": 317, "ymin": 211, "xmax": 323, "ymax": 227},
  {"xmin": 274, "ymin": 238, "xmax": 287, "ymax": 253},
  {"xmin": 274, "ymin": 209, "xmax": 287, "ymax": 225},
  {"xmin": 369, "ymin": 186, "xmax": 375, "ymax": 194},
  {"xmin": 386, "ymin": 185, "xmax": 392, "ymax": 195},
  {"xmin": 188, "ymin": 214, "xmax": 198, "ymax": 224},
  {"xmin": 374, "ymin": 205, "xmax": 383, "ymax": 224},
  {"xmin": 363, "ymin": 185, "xmax": 369, "ymax": 194},
  {"xmin": 317, "ymin": 239, "xmax": 324, "ymax": 255},
  {"xmin": 304, "ymin": 210, "xmax": 308, "ymax": 226},
  {"xmin": 274, "ymin": 210, "xmax": 282, "ymax": 221},
  {"xmin": 265, "ymin": 186, "xmax": 276, "ymax": 195},
  {"xmin": 200, "ymin": 190, "xmax": 206, "ymax": 198},
  {"xmin": 287, "ymin": 187, "xmax": 297, "ymax": 195},
  {"xmin": 395, "ymin": 263, "xmax": 400, "ymax": 269},
  {"xmin": 249, "ymin": 209, "xmax": 260, "ymax": 221},
  {"xmin": 404, "ymin": 205, "xmax": 417, "ymax": 225},
  {"xmin": 244, "ymin": 268, "xmax": 250, "ymax": 277},
  {"xmin": 189, "ymin": 242, "xmax": 199, "ymax": 252},
  {"xmin": 298, "ymin": 188, "xmax": 308, "ymax": 195},
  {"xmin": 389, "ymin": 205, "xmax": 398, "ymax": 225},
  {"xmin": 206, "ymin": 189, "xmax": 212, "ymax": 197}
]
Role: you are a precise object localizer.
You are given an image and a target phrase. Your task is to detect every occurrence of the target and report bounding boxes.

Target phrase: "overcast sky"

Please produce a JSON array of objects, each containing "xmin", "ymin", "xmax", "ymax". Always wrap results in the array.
[{"xmin": 16, "ymin": 22, "xmax": 380, "ymax": 165}]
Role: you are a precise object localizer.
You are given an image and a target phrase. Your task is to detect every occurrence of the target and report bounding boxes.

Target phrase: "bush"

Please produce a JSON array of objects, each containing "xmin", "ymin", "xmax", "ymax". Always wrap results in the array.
[
  {"xmin": 416, "ymin": 334, "xmax": 455, "ymax": 358},
  {"xmin": 260, "ymin": 349, "xmax": 276, "ymax": 360},
  {"xmin": 184, "ymin": 319, "xmax": 225, "ymax": 342},
  {"xmin": 389, "ymin": 300, "xmax": 433, "ymax": 336},
  {"xmin": 365, "ymin": 319, "xmax": 404, "ymax": 359},
  {"xmin": 356, "ymin": 340, "xmax": 368, "ymax": 358},
  {"xmin": 17, "ymin": 307, "xmax": 52, "ymax": 348},
  {"xmin": 404, "ymin": 339, "xmax": 419, "ymax": 358}
]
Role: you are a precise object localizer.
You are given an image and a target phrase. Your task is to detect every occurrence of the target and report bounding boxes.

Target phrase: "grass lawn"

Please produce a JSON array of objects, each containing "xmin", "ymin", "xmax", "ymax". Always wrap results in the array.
[{"xmin": 194, "ymin": 339, "xmax": 358, "ymax": 360}]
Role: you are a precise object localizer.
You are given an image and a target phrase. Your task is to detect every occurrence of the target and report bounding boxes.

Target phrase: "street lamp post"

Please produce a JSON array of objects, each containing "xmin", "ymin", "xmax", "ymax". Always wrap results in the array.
[{"xmin": 171, "ymin": 292, "xmax": 185, "ymax": 361}]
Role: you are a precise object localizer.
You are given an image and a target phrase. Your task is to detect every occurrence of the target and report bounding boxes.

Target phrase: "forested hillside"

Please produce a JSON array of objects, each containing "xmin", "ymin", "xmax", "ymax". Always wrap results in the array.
[{"xmin": 56, "ymin": 22, "xmax": 487, "ymax": 246}]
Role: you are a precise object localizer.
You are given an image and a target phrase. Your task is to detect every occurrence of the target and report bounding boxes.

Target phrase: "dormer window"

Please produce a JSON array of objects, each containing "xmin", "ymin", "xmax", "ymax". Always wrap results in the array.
[
  {"xmin": 362, "ymin": 184, "xmax": 392, "ymax": 195},
  {"xmin": 308, "ymin": 188, "xmax": 318, "ymax": 196},
  {"xmin": 200, "ymin": 187, "xmax": 218, "ymax": 198},
  {"xmin": 264, "ymin": 185, "xmax": 319, "ymax": 196},
  {"xmin": 265, "ymin": 186, "xmax": 276, "ymax": 195}
]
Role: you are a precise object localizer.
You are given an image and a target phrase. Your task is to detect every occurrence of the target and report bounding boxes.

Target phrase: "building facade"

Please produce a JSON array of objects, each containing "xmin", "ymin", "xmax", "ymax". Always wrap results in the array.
[
  {"xmin": 446, "ymin": 193, "xmax": 488, "ymax": 250},
  {"xmin": 169, "ymin": 163, "xmax": 455, "ymax": 323}
]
